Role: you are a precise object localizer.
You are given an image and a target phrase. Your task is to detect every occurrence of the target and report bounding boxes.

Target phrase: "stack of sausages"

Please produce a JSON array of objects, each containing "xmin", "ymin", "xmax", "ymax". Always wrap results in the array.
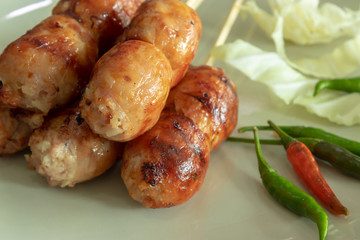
[
  {"xmin": 0, "ymin": 0, "xmax": 238, "ymax": 208},
  {"xmin": 0, "ymin": 0, "xmax": 143, "ymax": 155},
  {"xmin": 79, "ymin": 0, "xmax": 202, "ymax": 142}
]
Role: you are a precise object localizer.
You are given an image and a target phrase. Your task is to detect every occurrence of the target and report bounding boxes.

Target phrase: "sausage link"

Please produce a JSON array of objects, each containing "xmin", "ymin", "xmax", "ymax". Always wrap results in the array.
[
  {"xmin": 0, "ymin": 14, "xmax": 97, "ymax": 121},
  {"xmin": 121, "ymin": 66, "xmax": 238, "ymax": 208},
  {"xmin": 166, "ymin": 65, "xmax": 238, "ymax": 150},
  {"xmin": 121, "ymin": 109, "xmax": 210, "ymax": 208},
  {"xmin": 53, "ymin": 0, "xmax": 144, "ymax": 54},
  {"xmin": 26, "ymin": 105, "xmax": 121, "ymax": 187},
  {"xmin": 121, "ymin": 0, "xmax": 202, "ymax": 86},
  {"xmin": 80, "ymin": 40, "xmax": 172, "ymax": 142}
]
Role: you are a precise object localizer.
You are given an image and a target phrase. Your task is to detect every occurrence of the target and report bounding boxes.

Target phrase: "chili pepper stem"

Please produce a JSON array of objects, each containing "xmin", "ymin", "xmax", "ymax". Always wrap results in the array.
[
  {"xmin": 227, "ymin": 136, "xmax": 282, "ymax": 145},
  {"xmin": 268, "ymin": 120, "xmax": 294, "ymax": 149},
  {"xmin": 238, "ymin": 125, "xmax": 270, "ymax": 133}
]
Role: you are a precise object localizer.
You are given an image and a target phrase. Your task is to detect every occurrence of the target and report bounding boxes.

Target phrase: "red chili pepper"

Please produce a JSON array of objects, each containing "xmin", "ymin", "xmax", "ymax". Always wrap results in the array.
[{"xmin": 268, "ymin": 120, "xmax": 348, "ymax": 216}]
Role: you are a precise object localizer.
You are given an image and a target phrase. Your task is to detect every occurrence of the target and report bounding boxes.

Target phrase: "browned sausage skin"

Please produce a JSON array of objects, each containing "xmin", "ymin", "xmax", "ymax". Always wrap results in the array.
[
  {"xmin": 0, "ymin": 14, "xmax": 97, "ymax": 124},
  {"xmin": 121, "ymin": 66, "xmax": 238, "ymax": 208},
  {"xmin": 0, "ymin": 104, "xmax": 32, "ymax": 156},
  {"xmin": 166, "ymin": 65, "xmax": 238, "ymax": 150},
  {"xmin": 26, "ymin": 105, "xmax": 121, "ymax": 187},
  {"xmin": 53, "ymin": 0, "xmax": 144, "ymax": 53},
  {"xmin": 80, "ymin": 40, "xmax": 172, "ymax": 142},
  {"xmin": 121, "ymin": 110, "xmax": 210, "ymax": 208},
  {"xmin": 121, "ymin": 0, "xmax": 202, "ymax": 86}
]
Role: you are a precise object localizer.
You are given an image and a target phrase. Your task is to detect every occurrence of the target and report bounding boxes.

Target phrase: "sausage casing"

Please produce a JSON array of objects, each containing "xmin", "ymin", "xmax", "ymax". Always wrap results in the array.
[
  {"xmin": 52, "ymin": 0, "xmax": 143, "ymax": 53},
  {"xmin": 0, "ymin": 104, "xmax": 32, "ymax": 156},
  {"xmin": 166, "ymin": 65, "xmax": 238, "ymax": 150},
  {"xmin": 26, "ymin": 106, "xmax": 120, "ymax": 187},
  {"xmin": 121, "ymin": 110, "xmax": 210, "ymax": 208},
  {"xmin": 0, "ymin": 14, "xmax": 97, "ymax": 126},
  {"xmin": 80, "ymin": 40, "xmax": 172, "ymax": 142},
  {"xmin": 121, "ymin": 0, "xmax": 202, "ymax": 86}
]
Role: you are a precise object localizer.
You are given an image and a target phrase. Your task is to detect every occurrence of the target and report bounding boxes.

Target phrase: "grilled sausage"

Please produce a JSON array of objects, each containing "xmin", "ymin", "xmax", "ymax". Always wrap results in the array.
[
  {"xmin": 121, "ymin": 0, "xmax": 202, "ymax": 86},
  {"xmin": 80, "ymin": 40, "xmax": 172, "ymax": 142},
  {"xmin": 26, "ymin": 106, "xmax": 121, "ymax": 187},
  {"xmin": 121, "ymin": 65, "xmax": 238, "ymax": 208},
  {"xmin": 52, "ymin": 0, "xmax": 144, "ymax": 54},
  {"xmin": 166, "ymin": 65, "xmax": 238, "ymax": 150},
  {"xmin": 0, "ymin": 14, "xmax": 97, "ymax": 125},
  {"xmin": 121, "ymin": 110, "xmax": 210, "ymax": 208}
]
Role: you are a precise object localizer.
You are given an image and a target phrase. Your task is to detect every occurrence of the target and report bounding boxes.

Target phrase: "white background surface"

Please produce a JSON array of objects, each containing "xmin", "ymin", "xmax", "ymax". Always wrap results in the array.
[{"xmin": 0, "ymin": 0, "xmax": 359, "ymax": 239}]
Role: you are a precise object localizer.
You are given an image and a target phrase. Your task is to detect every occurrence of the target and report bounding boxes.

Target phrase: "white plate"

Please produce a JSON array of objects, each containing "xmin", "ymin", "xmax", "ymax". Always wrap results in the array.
[{"xmin": 1, "ymin": 1, "xmax": 360, "ymax": 239}]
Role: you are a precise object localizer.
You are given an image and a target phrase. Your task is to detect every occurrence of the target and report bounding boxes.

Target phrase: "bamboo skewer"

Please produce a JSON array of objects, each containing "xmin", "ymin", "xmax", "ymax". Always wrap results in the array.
[
  {"xmin": 205, "ymin": 0, "xmax": 243, "ymax": 66},
  {"xmin": 186, "ymin": 0, "xmax": 243, "ymax": 66},
  {"xmin": 186, "ymin": 0, "xmax": 204, "ymax": 11}
]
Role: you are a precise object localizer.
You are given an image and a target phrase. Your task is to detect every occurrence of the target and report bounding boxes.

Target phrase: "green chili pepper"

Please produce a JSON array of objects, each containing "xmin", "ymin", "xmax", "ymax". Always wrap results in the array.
[
  {"xmin": 252, "ymin": 127, "xmax": 328, "ymax": 240},
  {"xmin": 313, "ymin": 78, "xmax": 360, "ymax": 96},
  {"xmin": 238, "ymin": 125, "xmax": 360, "ymax": 156},
  {"xmin": 228, "ymin": 136, "xmax": 360, "ymax": 179}
]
